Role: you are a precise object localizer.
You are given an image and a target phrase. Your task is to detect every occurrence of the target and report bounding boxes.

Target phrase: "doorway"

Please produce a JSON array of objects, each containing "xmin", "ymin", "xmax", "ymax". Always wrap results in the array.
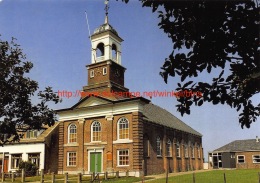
[{"xmin": 90, "ymin": 152, "xmax": 102, "ymax": 173}]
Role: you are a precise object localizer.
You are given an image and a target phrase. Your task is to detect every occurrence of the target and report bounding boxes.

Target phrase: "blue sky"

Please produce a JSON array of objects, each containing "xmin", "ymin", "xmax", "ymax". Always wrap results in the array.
[{"xmin": 0, "ymin": 0, "xmax": 259, "ymax": 160}]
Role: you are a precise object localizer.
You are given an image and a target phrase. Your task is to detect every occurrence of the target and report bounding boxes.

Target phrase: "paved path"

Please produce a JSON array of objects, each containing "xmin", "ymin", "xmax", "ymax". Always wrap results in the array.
[{"xmin": 134, "ymin": 169, "xmax": 212, "ymax": 183}]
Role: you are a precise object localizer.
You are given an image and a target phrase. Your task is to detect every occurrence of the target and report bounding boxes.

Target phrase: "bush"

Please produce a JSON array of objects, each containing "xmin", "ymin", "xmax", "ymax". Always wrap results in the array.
[{"xmin": 18, "ymin": 161, "xmax": 38, "ymax": 176}]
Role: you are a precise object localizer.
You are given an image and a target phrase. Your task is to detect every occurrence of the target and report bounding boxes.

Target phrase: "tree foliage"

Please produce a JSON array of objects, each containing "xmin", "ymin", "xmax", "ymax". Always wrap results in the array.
[
  {"xmin": 121, "ymin": 0, "xmax": 260, "ymax": 128},
  {"xmin": 18, "ymin": 161, "xmax": 38, "ymax": 176},
  {"xmin": 0, "ymin": 37, "xmax": 61, "ymax": 145}
]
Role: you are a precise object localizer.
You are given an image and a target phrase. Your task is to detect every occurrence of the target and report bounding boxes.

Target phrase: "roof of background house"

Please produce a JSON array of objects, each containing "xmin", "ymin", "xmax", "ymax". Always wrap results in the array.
[
  {"xmin": 1, "ymin": 122, "xmax": 60, "ymax": 144},
  {"xmin": 213, "ymin": 139, "xmax": 260, "ymax": 152},
  {"xmin": 143, "ymin": 103, "xmax": 202, "ymax": 137}
]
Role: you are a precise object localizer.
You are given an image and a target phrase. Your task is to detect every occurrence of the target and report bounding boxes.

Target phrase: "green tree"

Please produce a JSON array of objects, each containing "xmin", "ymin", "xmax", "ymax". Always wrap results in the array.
[
  {"xmin": 0, "ymin": 37, "xmax": 61, "ymax": 145},
  {"xmin": 18, "ymin": 161, "xmax": 38, "ymax": 176},
  {"xmin": 121, "ymin": 0, "xmax": 259, "ymax": 128}
]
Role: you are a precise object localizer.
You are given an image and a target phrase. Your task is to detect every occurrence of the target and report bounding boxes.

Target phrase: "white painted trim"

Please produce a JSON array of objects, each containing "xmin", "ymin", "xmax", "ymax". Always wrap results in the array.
[
  {"xmin": 117, "ymin": 149, "xmax": 130, "ymax": 167},
  {"xmin": 252, "ymin": 154, "xmax": 260, "ymax": 163},
  {"xmin": 67, "ymin": 152, "xmax": 77, "ymax": 167},
  {"xmin": 68, "ymin": 123, "xmax": 77, "ymax": 144},
  {"xmin": 91, "ymin": 121, "xmax": 101, "ymax": 142},
  {"xmin": 58, "ymin": 101, "xmax": 145, "ymax": 122},
  {"xmin": 113, "ymin": 139, "xmax": 133, "ymax": 144},
  {"xmin": 64, "ymin": 143, "xmax": 79, "ymax": 147},
  {"xmin": 237, "ymin": 155, "xmax": 245, "ymax": 163},
  {"xmin": 117, "ymin": 117, "xmax": 129, "ymax": 140}
]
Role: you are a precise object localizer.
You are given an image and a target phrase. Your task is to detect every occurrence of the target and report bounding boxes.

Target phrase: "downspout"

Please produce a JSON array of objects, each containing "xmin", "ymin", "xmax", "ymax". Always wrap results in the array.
[{"xmin": 2, "ymin": 152, "xmax": 4, "ymax": 173}]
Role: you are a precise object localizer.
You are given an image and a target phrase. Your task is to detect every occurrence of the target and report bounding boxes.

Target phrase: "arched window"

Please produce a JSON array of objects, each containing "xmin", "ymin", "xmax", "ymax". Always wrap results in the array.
[
  {"xmin": 176, "ymin": 142, "xmax": 181, "ymax": 157},
  {"xmin": 112, "ymin": 44, "xmax": 117, "ymax": 61},
  {"xmin": 166, "ymin": 139, "xmax": 172, "ymax": 157},
  {"xmin": 156, "ymin": 136, "xmax": 162, "ymax": 156},
  {"xmin": 197, "ymin": 145, "xmax": 201, "ymax": 158},
  {"xmin": 184, "ymin": 145, "xmax": 189, "ymax": 158},
  {"xmin": 68, "ymin": 124, "xmax": 77, "ymax": 143},
  {"xmin": 118, "ymin": 117, "xmax": 129, "ymax": 139},
  {"xmin": 91, "ymin": 121, "xmax": 101, "ymax": 142},
  {"xmin": 96, "ymin": 43, "xmax": 105, "ymax": 57},
  {"xmin": 191, "ymin": 144, "xmax": 195, "ymax": 158}
]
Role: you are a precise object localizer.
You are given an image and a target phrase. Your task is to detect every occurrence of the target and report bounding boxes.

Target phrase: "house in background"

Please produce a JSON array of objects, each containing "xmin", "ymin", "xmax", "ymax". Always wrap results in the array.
[
  {"xmin": 56, "ymin": 11, "xmax": 203, "ymax": 177},
  {"xmin": 208, "ymin": 136, "xmax": 260, "ymax": 169},
  {"xmin": 0, "ymin": 122, "xmax": 60, "ymax": 173}
]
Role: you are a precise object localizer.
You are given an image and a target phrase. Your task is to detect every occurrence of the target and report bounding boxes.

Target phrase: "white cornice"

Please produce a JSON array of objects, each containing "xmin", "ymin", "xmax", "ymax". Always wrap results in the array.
[{"xmin": 58, "ymin": 100, "xmax": 144, "ymax": 121}]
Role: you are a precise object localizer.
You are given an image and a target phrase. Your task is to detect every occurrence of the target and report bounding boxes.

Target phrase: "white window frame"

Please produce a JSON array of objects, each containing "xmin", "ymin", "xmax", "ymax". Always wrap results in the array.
[
  {"xmin": 237, "ymin": 155, "xmax": 245, "ymax": 164},
  {"xmin": 156, "ymin": 136, "xmax": 162, "ymax": 157},
  {"xmin": 166, "ymin": 139, "xmax": 172, "ymax": 157},
  {"xmin": 68, "ymin": 124, "xmax": 77, "ymax": 143},
  {"xmin": 90, "ymin": 70, "xmax": 94, "ymax": 78},
  {"xmin": 103, "ymin": 67, "xmax": 107, "ymax": 75},
  {"xmin": 117, "ymin": 149, "xmax": 129, "ymax": 167},
  {"xmin": 117, "ymin": 117, "xmax": 129, "ymax": 140},
  {"xmin": 252, "ymin": 155, "xmax": 260, "ymax": 163},
  {"xmin": 67, "ymin": 152, "xmax": 77, "ymax": 167},
  {"xmin": 91, "ymin": 121, "xmax": 101, "ymax": 142}
]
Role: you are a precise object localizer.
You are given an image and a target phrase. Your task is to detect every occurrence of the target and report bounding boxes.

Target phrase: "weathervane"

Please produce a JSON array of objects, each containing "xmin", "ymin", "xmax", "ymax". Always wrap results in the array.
[{"xmin": 105, "ymin": 0, "xmax": 109, "ymax": 16}]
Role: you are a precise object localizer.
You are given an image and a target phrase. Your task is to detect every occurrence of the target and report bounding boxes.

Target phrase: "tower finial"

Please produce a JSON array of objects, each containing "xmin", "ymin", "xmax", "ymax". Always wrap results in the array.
[{"xmin": 104, "ymin": 0, "xmax": 109, "ymax": 24}]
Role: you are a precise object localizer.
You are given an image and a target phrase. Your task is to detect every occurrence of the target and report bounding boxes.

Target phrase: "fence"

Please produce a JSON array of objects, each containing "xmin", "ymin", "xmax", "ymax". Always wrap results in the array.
[{"xmin": 0, "ymin": 169, "xmax": 134, "ymax": 183}]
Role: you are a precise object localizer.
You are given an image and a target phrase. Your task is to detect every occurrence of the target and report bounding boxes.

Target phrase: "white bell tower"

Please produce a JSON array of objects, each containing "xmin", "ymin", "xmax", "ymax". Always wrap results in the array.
[{"xmin": 90, "ymin": 1, "xmax": 123, "ymax": 64}]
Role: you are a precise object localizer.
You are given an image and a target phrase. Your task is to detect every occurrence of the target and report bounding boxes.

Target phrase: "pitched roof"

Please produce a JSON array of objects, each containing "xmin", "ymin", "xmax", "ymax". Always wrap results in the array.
[
  {"xmin": 143, "ymin": 103, "xmax": 202, "ymax": 137},
  {"xmin": 213, "ymin": 139, "xmax": 260, "ymax": 152},
  {"xmin": 3, "ymin": 122, "xmax": 60, "ymax": 144}
]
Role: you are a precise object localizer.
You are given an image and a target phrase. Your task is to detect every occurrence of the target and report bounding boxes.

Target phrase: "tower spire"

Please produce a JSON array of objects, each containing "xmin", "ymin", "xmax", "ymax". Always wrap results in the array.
[{"xmin": 104, "ymin": 0, "xmax": 109, "ymax": 24}]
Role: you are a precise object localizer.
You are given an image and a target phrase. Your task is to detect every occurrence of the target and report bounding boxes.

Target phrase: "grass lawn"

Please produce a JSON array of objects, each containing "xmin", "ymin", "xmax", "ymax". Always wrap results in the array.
[{"xmin": 148, "ymin": 169, "xmax": 260, "ymax": 183}]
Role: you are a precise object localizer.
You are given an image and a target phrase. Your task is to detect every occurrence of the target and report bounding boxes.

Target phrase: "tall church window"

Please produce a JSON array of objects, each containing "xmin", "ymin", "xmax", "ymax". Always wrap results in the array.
[
  {"xmin": 156, "ymin": 136, "xmax": 162, "ymax": 156},
  {"xmin": 68, "ymin": 124, "xmax": 77, "ymax": 143},
  {"xmin": 166, "ymin": 139, "xmax": 172, "ymax": 157},
  {"xmin": 176, "ymin": 142, "xmax": 181, "ymax": 157},
  {"xmin": 191, "ymin": 144, "xmax": 195, "ymax": 158},
  {"xmin": 117, "ymin": 117, "xmax": 129, "ymax": 139},
  {"xmin": 91, "ymin": 121, "xmax": 101, "ymax": 142}
]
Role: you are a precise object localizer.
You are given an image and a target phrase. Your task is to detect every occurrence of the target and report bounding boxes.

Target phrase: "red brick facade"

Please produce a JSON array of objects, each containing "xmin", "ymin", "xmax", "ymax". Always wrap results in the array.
[{"xmin": 57, "ymin": 108, "xmax": 203, "ymax": 176}]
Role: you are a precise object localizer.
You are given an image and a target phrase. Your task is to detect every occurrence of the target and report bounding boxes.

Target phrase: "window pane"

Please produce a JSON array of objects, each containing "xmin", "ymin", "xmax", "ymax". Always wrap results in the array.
[
  {"xmin": 156, "ymin": 137, "xmax": 161, "ymax": 156},
  {"xmin": 69, "ymin": 124, "xmax": 77, "ymax": 143},
  {"xmin": 118, "ymin": 118, "xmax": 129, "ymax": 139},
  {"xmin": 118, "ymin": 150, "xmax": 129, "ymax": 166},
  {"xmin": 68, "ymin": 152, "xmax": 77, "ymax": 166},
  {"xmin": 92, "ymin": 121, "xmax": 101, "ymax": 141}
]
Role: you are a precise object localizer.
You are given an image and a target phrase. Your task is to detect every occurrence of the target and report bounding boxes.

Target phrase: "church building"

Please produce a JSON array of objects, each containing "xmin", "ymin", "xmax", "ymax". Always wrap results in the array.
[{"xmin": 56, "ymin": 8, "xmax": 203, "ymax": 177}]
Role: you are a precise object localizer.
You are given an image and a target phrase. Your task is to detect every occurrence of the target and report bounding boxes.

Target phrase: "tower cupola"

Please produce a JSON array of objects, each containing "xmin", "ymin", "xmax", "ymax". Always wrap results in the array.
[
  {"xmin": 83, "ymin": 1, "xmax": 128, "ymax": 95},
  {"xmin": 90, "ymin": 5, "xmax": 123, "ymax": 65}
]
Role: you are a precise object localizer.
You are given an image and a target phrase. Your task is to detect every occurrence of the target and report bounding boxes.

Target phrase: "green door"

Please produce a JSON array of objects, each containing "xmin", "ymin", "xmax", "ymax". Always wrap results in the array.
[{"xmin": 90, "ymin": 152, "xmax": 102, "ymax": 173}]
